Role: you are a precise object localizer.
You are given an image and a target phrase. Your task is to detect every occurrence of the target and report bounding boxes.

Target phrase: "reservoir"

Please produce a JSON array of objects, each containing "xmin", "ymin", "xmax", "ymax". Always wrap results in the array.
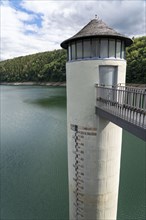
[{"xmin": 1, "ymin": 86, "xmax": 145, "ymax": 220}]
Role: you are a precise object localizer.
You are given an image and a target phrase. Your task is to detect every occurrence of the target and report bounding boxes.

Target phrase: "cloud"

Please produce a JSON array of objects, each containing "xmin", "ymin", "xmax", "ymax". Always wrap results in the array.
[
  {"xmin": 0, "ymin": 1, "xmax": 44, "ymax": 60},
  {"xmin": 103, "ymin": 0, "xmax": 145, "ymax": 36},
  {"xmin": 0, "ymin": 0, "xmax": 145, "ymax": 60}
]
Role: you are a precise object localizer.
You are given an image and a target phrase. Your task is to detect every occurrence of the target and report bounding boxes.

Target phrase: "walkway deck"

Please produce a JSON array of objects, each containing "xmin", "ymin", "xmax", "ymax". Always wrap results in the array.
[{"xmin": 95, "ymin": 85, "xmax": 146, "ymax": 141}]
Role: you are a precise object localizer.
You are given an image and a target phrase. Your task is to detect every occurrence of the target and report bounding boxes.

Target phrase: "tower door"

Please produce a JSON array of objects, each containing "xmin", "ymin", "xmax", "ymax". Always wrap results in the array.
[{"xmin": 99, "ymin": 66, "xmax": 117, "ymax": 86}]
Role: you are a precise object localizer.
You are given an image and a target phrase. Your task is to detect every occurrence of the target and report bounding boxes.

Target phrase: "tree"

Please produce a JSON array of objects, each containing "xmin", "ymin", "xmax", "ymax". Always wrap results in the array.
[
  {"xmin": 126, "ymin": 36, "xmax": 146, "ymax": 84},
  {"xmin": 0, "ymin": 49, "xmax": 67, "ymax": 82}
]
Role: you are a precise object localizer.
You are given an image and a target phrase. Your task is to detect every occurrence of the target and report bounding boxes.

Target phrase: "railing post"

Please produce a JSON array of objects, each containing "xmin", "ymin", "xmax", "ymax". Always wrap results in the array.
[{"xmin": 96, "ymin": 85, "xmax": 146, "ymax": 129}]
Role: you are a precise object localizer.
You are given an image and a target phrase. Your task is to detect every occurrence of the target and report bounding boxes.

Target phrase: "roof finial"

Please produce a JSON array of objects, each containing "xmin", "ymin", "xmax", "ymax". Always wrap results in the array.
[{"xmin": 95, "ymin": 14, "xmax": 97, "ymax": 19}]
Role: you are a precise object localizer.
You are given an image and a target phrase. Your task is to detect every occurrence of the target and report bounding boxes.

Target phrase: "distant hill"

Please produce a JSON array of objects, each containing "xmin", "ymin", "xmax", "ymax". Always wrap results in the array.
[
  {"xmin": 0, "ymin": 49, "xmax": 67, "ymax": 82},
  {"xmin": 0, "ymin": 36, "xmax": 146, "ymax": 83}
]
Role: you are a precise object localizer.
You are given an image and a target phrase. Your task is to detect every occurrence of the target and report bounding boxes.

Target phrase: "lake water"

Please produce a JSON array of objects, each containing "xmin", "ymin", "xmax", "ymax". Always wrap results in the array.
[{"xmin": 0, "ymin": 86, "xmax": 145, "ymax": 220}]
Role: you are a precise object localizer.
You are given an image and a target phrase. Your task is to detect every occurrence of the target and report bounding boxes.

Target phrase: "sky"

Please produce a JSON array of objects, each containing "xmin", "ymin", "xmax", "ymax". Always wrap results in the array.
[{"xmin": 0, "ymin": 0, "xmax": 146, "ymax": 60}]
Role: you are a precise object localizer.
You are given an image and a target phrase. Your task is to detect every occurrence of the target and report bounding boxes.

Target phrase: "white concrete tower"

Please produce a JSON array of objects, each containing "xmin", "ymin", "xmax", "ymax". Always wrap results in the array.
[{"xmin": 61, "ymin": 18, "xmax": 132, "ymax": 220}]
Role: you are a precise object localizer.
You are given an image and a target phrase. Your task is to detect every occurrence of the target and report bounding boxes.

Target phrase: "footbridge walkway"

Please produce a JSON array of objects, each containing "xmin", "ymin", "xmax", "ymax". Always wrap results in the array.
[{"xmin": 95, "ymin": 85, "xmax": 146, "ymax": 142}]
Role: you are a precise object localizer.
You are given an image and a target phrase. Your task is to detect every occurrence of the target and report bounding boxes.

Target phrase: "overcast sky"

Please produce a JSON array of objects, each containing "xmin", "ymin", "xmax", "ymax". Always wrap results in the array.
[{"xmin": 1, "ymin": 0, "xmax": 146, "ymax": 60}]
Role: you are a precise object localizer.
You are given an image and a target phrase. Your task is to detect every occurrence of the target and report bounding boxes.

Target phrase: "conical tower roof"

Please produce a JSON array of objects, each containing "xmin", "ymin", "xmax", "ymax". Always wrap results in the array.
[{"xmin": 61, "ymin": 19, "xmax": 133, "ymax": 49}]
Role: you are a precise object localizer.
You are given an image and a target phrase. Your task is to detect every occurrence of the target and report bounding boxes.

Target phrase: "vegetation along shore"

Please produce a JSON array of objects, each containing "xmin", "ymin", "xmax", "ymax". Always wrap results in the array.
[{"xmin": 0, "ymin": 82, "xmax": 66, "ymax": 86}]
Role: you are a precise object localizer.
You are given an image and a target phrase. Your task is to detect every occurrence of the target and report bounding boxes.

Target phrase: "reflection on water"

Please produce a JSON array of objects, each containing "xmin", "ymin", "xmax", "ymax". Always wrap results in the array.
[
  {"xmin": 24, "ymin": 96, "xmax": 66, "ymax": 108},
  {"xmin": 1, "ymin": 86, "xmax": 146, "ymax": 220}
]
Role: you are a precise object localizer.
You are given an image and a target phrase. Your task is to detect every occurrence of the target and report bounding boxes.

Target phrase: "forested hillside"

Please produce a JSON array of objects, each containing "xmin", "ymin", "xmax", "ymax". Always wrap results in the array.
[
  {"xmin": 0, "ymin": 36, "xmax": 146, "ymax": 83},
  {"xmin": 0, "ymin": 49, "xmax": 66, "ymax": 82}
]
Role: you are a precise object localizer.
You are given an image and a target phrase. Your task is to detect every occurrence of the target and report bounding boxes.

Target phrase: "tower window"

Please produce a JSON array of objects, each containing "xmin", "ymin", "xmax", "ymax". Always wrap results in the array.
[
  {"xmin": 71, "ymin": 43, "xmax": 76, "ymax": 60},
  {"xmin": 121, "ymin": 41, "xmax": 125, "ymax": 59},
  {"xmin": 109, "ymin": 39, "xmax": 116, "ymax": 58},
  {"xmin": 83, "ymin": 40, "xmax": 91, "ymax": 58},
  {"xmin": 116, "ymin": 40, "xmax": 121, "ymax": 58},
  {"xmin": 68, "ymin": 45, "xmax": 71, "ymax": 61},
  {"xmin": 100, "ymin": 39, "xmax": 108, "ymax": 58},
  {"xmin": 91, "ymin": 39, "xmax": 99, "ymax": 58},
  {"xmin": 68, "ymin": 38, "xmax": 125, "ymax": 61},
  {"xmin": 76, "ymin": 40, "xmax": 82, "ymax": 59}
]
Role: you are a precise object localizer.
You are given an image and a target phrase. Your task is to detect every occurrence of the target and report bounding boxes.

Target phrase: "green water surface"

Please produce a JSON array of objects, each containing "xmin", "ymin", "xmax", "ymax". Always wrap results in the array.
[{"xmin": 0, "ymin": 86, "xmax": 145, "ymax": 220}]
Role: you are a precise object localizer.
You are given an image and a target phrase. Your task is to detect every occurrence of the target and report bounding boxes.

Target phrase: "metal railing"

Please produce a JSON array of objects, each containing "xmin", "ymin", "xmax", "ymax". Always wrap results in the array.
[{"xmin": 96, "ymin": 84, "xmax": 146, "ymax": 129}]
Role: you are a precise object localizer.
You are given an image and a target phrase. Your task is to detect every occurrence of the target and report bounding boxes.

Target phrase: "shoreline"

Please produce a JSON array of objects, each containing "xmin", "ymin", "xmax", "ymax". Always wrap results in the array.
[
  {"xmin": 0, "ymin": 82, "xmax": 145, "ymax": 88},
  {"xmin": 0, "ymin": 82, "xmax": 66, "ymax": 87}
]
